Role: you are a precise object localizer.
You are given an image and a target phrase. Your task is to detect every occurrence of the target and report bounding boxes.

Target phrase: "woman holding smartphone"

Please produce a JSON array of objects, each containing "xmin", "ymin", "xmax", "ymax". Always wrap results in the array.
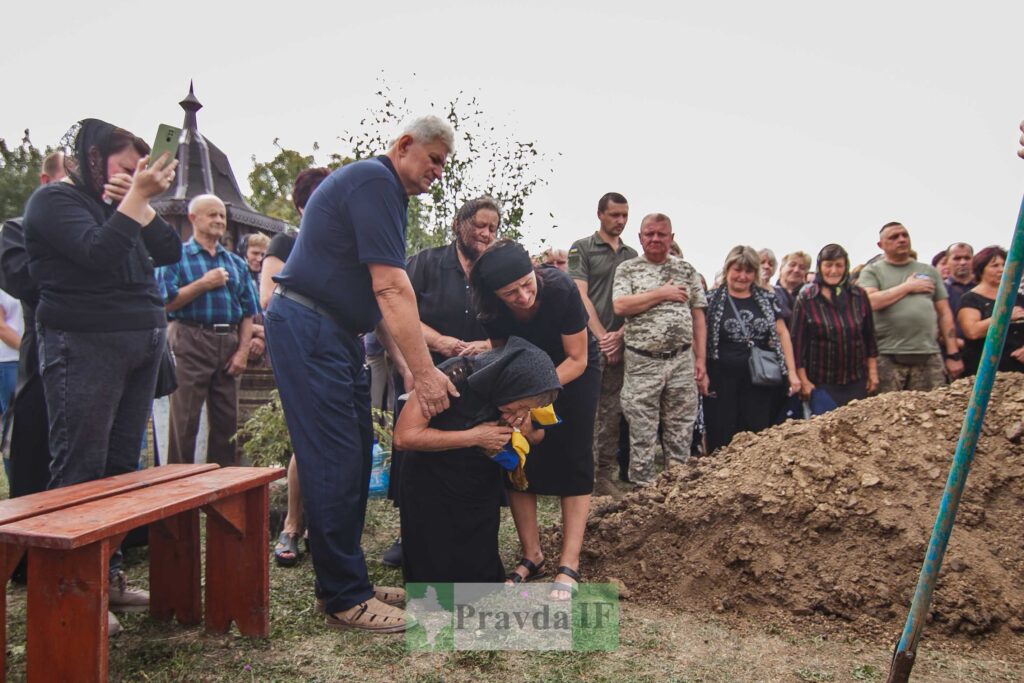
[{"xmin": 22, "ymin": 118, "xmax": 181, "ymax": 631}]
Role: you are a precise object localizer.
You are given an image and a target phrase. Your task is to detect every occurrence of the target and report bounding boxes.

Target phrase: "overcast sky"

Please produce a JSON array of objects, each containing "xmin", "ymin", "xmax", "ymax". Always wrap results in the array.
[{"xmin": 4, "ymin": 1, "xmax": 1023, "ymax": 278}]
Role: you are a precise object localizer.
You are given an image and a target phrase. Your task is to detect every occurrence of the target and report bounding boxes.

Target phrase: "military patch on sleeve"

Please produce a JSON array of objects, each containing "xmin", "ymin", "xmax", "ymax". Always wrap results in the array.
[{"xmin": 568, "ymin": 247, "xmax": 583, "ymax": 276}]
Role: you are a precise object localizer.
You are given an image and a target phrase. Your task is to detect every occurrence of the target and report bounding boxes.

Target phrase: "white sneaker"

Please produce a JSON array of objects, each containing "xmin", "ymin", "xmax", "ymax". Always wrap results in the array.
[
  {"xmin": 108, "ymin": 611, "xmax": 122, "ymax": 638},
  {"xmin": 109, "ymin": 570, "xmax": 149, "ymax": 613}
]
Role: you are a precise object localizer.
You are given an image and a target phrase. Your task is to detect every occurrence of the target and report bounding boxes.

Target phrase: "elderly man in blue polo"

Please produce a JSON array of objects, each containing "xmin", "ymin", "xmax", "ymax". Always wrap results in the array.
[{"xmin": 264, "ymin": 116, "xmax": 460, "ymax": 634}]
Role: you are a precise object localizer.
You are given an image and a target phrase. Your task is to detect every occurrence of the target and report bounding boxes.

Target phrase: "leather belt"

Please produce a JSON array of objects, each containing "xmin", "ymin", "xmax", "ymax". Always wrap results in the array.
[
  {"xmin": 626, "ymin": 343, "xmax": 691, "ymax": 360},
  {"xmin": 274, "ymin": 286, "xmax": 347, "ymax": 329},
  {"xmin": 173, "ymin": 319, "xmax": 238, "ymax": 335}
]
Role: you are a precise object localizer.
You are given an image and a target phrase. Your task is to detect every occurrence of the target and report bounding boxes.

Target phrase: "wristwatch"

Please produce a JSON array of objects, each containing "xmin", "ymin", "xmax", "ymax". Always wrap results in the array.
[{"xmin": 947, "ymin": 352, "xmax": 962, "ymax": 361}]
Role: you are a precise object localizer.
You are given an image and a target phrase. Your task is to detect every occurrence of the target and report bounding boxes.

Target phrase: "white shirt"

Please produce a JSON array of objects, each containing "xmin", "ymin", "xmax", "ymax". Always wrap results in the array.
[{"xmin": 0, "ymin": 288, "xmax": 23, "ymax": 363}]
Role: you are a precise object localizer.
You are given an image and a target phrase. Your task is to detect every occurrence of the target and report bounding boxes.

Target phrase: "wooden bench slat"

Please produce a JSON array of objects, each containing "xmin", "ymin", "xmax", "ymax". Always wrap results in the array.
[
  {"xmin": 0, "ymin": 464, "xmax": 219, "ymax": 526},
  {"xmin": 0, "ymin": 467, "xmax": 283, "ymax": 550}
]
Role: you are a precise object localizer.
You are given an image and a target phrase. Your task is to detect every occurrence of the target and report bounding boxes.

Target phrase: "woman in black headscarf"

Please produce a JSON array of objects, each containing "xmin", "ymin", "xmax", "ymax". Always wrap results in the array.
[
  {"xmin": 394, "ymin": 337, "xmax": 561, "ymax": 583},
  {"xmin": 469, "ymin": 240, "xmax": 601, "ymax": 599},
  {"xmin": 22, "ymin": 119, "xmax": 181, "ymax": 607}
]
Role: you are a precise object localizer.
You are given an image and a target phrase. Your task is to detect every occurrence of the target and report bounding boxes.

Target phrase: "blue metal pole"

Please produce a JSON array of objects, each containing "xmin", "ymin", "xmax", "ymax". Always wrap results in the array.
[{"xmin": 887, "ymin": 193, "xmax": 1024, "ymax": 683}]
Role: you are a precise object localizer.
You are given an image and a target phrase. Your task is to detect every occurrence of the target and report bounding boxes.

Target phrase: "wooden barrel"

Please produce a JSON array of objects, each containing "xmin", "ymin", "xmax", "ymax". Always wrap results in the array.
[{"xmin": 235, "ymin": 367, "xmax": 278, "ymax": 462}]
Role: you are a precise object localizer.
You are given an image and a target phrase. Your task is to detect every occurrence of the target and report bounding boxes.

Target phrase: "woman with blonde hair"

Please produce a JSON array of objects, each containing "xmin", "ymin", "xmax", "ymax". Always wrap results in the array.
[{"xmin": 703, "ymin": 246, "xmax": 799, "ymax": 452}]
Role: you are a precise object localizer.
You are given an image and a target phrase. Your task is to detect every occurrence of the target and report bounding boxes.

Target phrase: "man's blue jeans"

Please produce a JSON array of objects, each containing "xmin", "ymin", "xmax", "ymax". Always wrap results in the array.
[
  {"xmin": 264, "ymin": 294, "xmax": 374, "ymax": 614},
  {"xmin": 38, "ymin": 325, "xmax": 164, "ymax": 576}
]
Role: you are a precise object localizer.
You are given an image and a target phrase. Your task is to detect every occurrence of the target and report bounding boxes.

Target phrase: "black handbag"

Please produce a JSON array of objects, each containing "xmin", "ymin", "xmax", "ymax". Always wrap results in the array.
[
  {"xmin": 726, "ymin": 294, "xmax": 785, "ymax": 387},
  {"xmin": 154, "ymin": 340, "xmax": 178, "ymax": 398}
]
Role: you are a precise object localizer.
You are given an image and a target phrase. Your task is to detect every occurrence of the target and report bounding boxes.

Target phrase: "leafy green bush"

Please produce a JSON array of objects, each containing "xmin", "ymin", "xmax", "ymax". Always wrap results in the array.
[
  {"xmin": 235, "ymin": 390, "xmax": 395, "ymax": 468},
  {"xmin": 235, "ymin": 390, "xmax": 292, "ymax": 468}
]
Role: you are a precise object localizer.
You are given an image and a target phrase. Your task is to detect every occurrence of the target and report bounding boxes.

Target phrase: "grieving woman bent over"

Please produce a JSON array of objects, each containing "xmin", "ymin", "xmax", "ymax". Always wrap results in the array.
[{"xmin": 394, "ymin": 337, "xmax": 560, "ymax": 583}]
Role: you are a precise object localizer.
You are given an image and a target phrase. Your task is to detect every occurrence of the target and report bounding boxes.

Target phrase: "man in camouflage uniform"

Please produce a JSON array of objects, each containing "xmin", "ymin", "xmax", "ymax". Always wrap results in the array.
[
  {"xmin": 568, "ymin": 193, "xmax": 637, "ymax": 497},
  {"xmin": 612, "ymin": 213, "xmax": 707, "ymax": 487}
]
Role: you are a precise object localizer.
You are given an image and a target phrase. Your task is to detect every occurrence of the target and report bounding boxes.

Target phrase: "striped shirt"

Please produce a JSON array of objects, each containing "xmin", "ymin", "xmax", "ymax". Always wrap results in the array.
[
  {"xmin": 791, "ymin": 283, "xmax": 878, "ymax": 385},
  {"xmin": 156, "ymin": 238, "xmax": 258, "ymax": 325}
]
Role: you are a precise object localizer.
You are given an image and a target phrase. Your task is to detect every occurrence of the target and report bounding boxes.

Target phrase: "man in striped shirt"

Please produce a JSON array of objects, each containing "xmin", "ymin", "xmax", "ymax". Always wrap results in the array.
[{"xmin": 156, "ymin": 194, "xmax": 259, "ymax": 465}]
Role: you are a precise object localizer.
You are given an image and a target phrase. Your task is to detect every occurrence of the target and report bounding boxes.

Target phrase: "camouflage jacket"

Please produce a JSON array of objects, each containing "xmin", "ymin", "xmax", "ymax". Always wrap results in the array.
[{"xmin": 612, "ymin": 255, "xmax": 707, "ymax": 353}]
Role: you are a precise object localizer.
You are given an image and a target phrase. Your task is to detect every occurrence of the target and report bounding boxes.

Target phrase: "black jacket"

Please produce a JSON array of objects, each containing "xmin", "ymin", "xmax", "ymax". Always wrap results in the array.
[{"xmin": 23, "ymin": 182, "xmax": 181, "ymax": 332}]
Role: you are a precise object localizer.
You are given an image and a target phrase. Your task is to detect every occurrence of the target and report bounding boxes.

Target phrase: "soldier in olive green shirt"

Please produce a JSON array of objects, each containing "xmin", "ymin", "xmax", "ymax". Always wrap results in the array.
[{"xmin": 569, "ymin": 192, "xmax": 637, "ymax": 497}]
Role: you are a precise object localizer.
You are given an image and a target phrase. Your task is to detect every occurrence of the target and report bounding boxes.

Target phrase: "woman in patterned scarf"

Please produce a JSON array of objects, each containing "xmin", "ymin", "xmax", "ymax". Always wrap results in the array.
[
  {"xmin": 791, "ymin": 243, "xmax": 879, "ymax": 407},
  {"xmin": 703, "ymin": 245, "xmax": 800, "ymax": 452}
]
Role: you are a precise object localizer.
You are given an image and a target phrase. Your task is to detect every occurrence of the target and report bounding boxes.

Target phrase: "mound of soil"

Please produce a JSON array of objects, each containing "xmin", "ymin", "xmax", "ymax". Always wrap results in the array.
[{"xmin": 569, "ymin": 374, "xmax": 1024, "ymax": 643}]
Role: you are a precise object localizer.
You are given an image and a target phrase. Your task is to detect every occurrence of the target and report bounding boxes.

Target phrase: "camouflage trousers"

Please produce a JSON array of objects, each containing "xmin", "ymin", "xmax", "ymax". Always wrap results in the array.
[
  {"xmin": 621, "ymin": 348, "xmax": 698, "ymax": 487},
  {"xmin": 877, "ymin": 353, "xmax": 947, "ymax": 393},
  {"xmin": 592, "ymin": 355, "xmax": 624, "ymax": 482}
]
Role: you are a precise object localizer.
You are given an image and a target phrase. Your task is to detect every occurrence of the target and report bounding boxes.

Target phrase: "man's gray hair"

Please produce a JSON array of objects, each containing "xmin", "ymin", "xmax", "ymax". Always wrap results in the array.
[
  {"xmin": 392, "ymin": 115, "xmax": 455, "ymax": 152},
  {"xmin": 188, "ymin": 193, "xmax": 225, "ymax": 215}
]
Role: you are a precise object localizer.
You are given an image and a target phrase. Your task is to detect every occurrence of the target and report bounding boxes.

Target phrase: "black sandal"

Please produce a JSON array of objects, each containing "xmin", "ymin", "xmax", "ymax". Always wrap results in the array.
[
  {"xmin": 274, "ymin": 532, "xmax": 301, "ymax": 568},
  {"xmin": 506, "ymin": 557, "xmax": 546, "ymax": 584},
  {"xmin": 551, "ymin": 566, "xmax": 581, "ymax": 600}
]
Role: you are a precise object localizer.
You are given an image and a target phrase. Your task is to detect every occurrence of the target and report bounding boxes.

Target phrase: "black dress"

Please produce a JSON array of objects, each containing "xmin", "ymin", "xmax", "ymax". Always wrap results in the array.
[
  {"xmin": 959, "ymin": 290, "xmax": 1024, "ymax": 375},
  {"xmin": 399, "ymin": 362, "xmax": 506, "ymax": 584},
  {"xmin": 389, "ymin": 244, "xmax": 491, "ymax": 504},
  {"xmin": 483, "ymin": 268, "xmax": 600, "ymax": 496}
]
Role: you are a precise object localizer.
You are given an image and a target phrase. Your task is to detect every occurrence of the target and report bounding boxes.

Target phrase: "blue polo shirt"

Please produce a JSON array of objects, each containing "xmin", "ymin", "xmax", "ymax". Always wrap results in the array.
[
  {"xmin": 156, "ymin": 239, "xmax": 259, "ymax": 324},
  {"xmin": 274, "ymin": 156, "xmax": 408, "ymax": 333}
]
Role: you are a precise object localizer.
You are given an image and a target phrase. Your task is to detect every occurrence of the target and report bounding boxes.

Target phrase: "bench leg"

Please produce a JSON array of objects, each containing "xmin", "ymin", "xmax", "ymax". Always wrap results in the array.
[
  {"xmin": 26, "ymin": 542, "xmax": 109, "ymax": 683},
  {"xmin": 0, "ymin": 543, "xmax": 25, "ymax": 683},
  {"xmin": 204, "ymin": 486, "xmax": 270, "ymax": 636},
  {"xmin": 150, "ymin": 509, "xmax": 201, "ymax": 625}
]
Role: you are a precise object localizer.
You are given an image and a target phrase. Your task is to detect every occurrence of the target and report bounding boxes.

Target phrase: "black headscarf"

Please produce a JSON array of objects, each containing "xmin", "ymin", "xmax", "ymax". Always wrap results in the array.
[
  {"xmin": 475, "ymin": 242, "xmax": 534, "ymax": 290},
  {"xmin": 60, "ymin": 119, "xmax": 148, "ymax": 204},
  {"xmin": 431, "ymin": 337, "xmax": 560, "ymax": 433},
  {"xmin": 813, "ymin": 243, "xmax": 851, "ymax": 300},
  {"xmin": 465, "ymin": 336, "xmax": 561, "ymax": 406}
]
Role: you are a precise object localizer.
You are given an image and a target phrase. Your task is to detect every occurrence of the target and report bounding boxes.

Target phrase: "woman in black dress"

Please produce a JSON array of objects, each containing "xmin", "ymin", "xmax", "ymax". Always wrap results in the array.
[
  {"xmin": 956, "ymin": 246, "xmax": 1024, "ymax": 375},
  {"xmin": 394, "ymin": 337, "xmax": 560, "ymax": 583},
  {"xmin": 470, "ymin": 240, "xmax": 601, "ymax": 599}
]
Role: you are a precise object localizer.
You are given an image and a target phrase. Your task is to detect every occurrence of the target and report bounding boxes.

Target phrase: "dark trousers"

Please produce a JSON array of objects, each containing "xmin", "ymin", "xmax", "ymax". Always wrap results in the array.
[
  {"xmin": 703, "ymin": 359, "xmax": 779, "ymax": 453},
  {"xmin": 9, "ymin": 375, "xmax": 51, "ymax": 500},
  {"xmin": 10, "ymin": 306, "xmax": 50, "ymax": 500},
  {"xmin": 264, "ymin": 294, "xmax": 374, "ymax": 614},
  {"xmin": 167, "ymin": 322, "xmax": 240, "ymax": 466},
  {"xmin": 38, "ymin": 325, "xmax": 164, "ymax": 577}
]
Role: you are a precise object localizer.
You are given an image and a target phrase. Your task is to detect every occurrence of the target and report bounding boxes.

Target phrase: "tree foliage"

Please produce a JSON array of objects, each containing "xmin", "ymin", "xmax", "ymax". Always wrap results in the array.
[
  {"xmin": 0, "ymin": 130, "xmax": 45, "ymax": 219},
  {"xmin": 247, "ymin": 141, "xmax": 316, "ymax": 225},
  {"xmin": 340, "ymin": 84, "xmax": 552, "ymax": 244},
  {"xmin": 246, "ymin": 83, "xmax": 553, "ymax": 253}
]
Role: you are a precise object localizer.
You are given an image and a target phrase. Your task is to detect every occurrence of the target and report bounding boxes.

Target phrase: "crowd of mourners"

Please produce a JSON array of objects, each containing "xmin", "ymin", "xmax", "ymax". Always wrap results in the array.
[{"xmin": 0, "ymin": 116, "xmax": 1022, "ymax": 637}]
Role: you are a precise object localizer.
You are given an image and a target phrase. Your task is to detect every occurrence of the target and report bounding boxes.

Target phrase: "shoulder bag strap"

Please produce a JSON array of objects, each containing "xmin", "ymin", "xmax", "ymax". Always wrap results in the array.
[{"xmin": 726, "ymin": 294, "xmax": 754, "ymax": 348}]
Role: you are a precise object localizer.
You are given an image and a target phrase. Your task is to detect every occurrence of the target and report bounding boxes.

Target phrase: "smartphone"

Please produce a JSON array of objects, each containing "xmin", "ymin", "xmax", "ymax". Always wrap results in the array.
[{"xmin": 149, "ymin": 124, "xmax": 182, "ymax": 171}]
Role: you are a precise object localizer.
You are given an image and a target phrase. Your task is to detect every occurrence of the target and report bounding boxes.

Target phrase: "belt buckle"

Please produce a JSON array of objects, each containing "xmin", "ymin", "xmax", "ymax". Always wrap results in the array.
[{"xmin": 213, "ymin": 323, "xmax": 231, "ymax": 335}]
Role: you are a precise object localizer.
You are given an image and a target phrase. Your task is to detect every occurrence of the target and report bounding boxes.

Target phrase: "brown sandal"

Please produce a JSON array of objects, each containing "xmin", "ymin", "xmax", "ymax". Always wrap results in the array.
[
  {"xmin": 325, "ymin": 598, "xmax": 410, "ymax": 633},
  {"xmin": 373, "ymin": 586, "xmax": 406, "ymax": 606},
  {"xmin": 316, "ymin": 586, "xmax": 405, "ymax": 613}
]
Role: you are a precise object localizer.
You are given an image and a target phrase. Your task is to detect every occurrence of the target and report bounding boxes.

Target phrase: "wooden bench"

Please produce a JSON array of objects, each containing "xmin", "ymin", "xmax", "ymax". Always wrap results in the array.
[{"xmin": 0, "ymin": 464, "xmax": 284, "ymax": 682}]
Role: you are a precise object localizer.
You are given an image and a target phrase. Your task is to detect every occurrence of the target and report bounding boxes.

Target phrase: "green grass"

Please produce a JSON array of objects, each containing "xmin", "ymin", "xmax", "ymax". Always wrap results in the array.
[{"xmin": 3, "ymin": 490, "xmax": 1023, "ymax": 682}]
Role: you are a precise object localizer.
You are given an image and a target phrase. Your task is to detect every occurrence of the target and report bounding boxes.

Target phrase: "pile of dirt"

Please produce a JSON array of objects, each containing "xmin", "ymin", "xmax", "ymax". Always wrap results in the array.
[{"xmin": 567, "ymin": 374, "xmax": 1024, "ymax": 643}]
